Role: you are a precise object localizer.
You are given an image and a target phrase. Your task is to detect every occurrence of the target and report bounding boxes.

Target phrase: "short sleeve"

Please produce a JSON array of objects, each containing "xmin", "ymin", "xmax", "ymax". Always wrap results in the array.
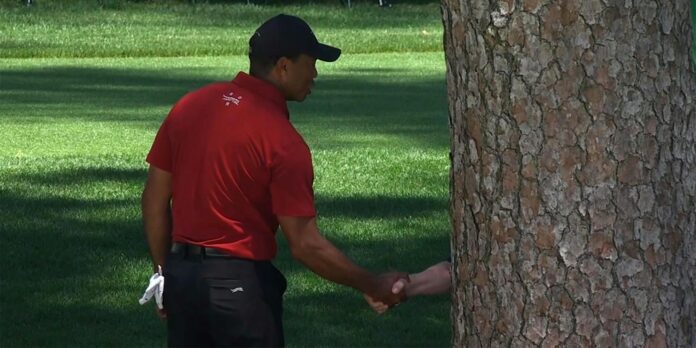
[
  {"xmin": 270, "ymin": 140, "xmax": 317, "ymax": 217},
  {"xmin": 146, "ymin": 118, "xmax": 173, "ymax": 172}
]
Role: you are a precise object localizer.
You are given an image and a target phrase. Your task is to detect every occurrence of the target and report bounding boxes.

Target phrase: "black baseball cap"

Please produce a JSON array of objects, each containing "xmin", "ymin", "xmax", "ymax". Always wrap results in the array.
[{"xmin": 249, "ymin": 14, "xmax": 341, "ymax": 62}]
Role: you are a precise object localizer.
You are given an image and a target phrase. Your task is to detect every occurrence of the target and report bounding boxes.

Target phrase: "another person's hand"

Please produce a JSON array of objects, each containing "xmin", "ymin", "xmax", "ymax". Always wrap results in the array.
[
  {"xmin": 368, "ymin": 272, "xmax": 409, "ymax": 306},
  {"xmin": 391, "ymin": 277, "xmax": 408, "ymax": 295},
  {"xmin": 364, "ymin": 261, "xmax": 452, "ymax": 313},
  {"xmin": 364, "ymin": 273, "xmax": 409, "ymax": 313}
]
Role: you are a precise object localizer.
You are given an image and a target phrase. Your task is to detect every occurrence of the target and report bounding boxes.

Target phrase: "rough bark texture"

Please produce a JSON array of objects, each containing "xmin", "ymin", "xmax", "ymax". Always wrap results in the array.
[{"xmin": 442, "ymin": 0, "xmax": 695, "ymax": 346}]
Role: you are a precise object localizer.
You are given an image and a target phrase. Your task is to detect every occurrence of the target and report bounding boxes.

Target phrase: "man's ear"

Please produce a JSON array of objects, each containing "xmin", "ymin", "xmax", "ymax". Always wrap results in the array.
[
  {"xmin": 276, "ymin": 57, "xmax": 290, "ymax": 75},
  {"xmin": 269, "ymin": 57, "xmax": 290, "ymax": 84}
]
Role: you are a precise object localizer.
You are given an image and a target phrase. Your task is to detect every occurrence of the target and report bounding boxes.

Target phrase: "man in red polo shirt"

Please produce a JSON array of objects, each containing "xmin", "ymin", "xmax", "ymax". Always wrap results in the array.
[{"xmin": 141, "ymin": 14, "xmax": 408, "ymax": 347}]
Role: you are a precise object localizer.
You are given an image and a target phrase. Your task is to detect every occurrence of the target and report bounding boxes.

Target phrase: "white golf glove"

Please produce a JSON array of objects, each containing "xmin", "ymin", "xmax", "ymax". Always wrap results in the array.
[{"xmin": 138, "ymin": 265, "xmax": 164, "ymax": 309}]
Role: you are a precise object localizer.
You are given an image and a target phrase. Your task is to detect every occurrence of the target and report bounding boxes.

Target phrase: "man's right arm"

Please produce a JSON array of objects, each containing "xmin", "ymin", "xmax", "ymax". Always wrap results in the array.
[
  {"xmin": 141, "ymin": 166, "xmax": 173, "ymax": 273},
  {"xmin": 278, "ymin": 215, "xmax": 407, "ymax": 305}
]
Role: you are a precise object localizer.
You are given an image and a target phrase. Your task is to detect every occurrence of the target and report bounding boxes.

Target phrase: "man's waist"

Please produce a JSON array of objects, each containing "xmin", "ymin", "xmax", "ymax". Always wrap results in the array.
[
  {"xmin": 168, "ymin": 242, "xmax": 282, "ymax": 282},
  {"xmin": 170, "ymin": 242, "xmax": 247, "ymax": 259},
  {"xmin": 172, "ymin": 227, "xmax": 277, "ymax": 259}
]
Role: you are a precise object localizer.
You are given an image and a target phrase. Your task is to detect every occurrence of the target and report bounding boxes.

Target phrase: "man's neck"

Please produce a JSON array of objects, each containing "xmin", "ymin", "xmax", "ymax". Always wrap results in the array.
[{"xmin": 250, "ymin": 71, "xmax": 286, "ymax": 100}]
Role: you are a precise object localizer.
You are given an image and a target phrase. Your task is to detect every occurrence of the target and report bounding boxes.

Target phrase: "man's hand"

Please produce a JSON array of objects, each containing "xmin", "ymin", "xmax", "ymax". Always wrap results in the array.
[
  {"xmin": 369, "ymin": 272, "xmax": 409, "ymax": 306},
  {"xmin": 365, "ymin": 261, "xmax": 452, "ymax": 312},
  {"xmin": 363, "ymin": 272, "xmax": 409, "ymax": 313},
  {"xmin": 363, "ymin": 293, "xmax": 389, "ymax": 314},
  {"xmin": 156, "ymin": 307, "xmax": 167, "ymax": 320}
]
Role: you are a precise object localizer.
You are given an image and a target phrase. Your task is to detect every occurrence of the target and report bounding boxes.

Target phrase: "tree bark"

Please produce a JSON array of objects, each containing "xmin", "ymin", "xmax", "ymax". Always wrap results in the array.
[{"xmin": 442, "ymin": 0, "xmax": 695, "ymax": 346}]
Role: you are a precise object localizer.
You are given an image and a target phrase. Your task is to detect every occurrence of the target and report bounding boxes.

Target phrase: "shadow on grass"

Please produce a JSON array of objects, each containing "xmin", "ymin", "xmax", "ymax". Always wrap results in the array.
[
  {"xmin": 0, "ymin": 67, "xmax": 212, "ymax": 113},
  {"xmin": 0, "ymin": 166, "xmax": 450, "ymax": 347},
  {"xmin": 316, "ymin": 194, "xmax": 447, "ymax": 218},
  {"xmin": 283, "ymin": 291, "xmax": 450, "ymax": 348},
  {"xmin": 0, "ymin": 66, "xmax": 448, "ymax": 148}
]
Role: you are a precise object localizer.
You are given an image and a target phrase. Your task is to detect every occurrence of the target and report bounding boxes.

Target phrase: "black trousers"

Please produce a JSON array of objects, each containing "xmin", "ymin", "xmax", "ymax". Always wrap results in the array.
[{"xmin": 163, "ymin": 251, "xmax": 287, "ymax": 347}]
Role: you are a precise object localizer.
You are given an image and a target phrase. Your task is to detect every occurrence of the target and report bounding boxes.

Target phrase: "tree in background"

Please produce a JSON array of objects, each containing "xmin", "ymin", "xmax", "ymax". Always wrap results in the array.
[{"xmin": 442, "ymin": 0, "xmax": 695, "ymax": 346}]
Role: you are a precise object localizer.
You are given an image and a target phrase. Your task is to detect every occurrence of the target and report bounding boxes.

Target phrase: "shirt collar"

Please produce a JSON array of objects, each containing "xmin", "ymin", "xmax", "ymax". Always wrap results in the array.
[{"xmin": 232, "ymin": 72, "xmax": 289, "ymax": 119}]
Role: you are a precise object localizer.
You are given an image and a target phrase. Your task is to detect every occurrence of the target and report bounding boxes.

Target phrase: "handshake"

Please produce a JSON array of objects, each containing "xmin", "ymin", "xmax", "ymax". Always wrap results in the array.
[
  {"xmin": 363, "ymin": 261, "xmax": 452, "ymax": 314},
  {"xmin": 362, "ymin": 272, "xmax": 411, "ymax": 314}
]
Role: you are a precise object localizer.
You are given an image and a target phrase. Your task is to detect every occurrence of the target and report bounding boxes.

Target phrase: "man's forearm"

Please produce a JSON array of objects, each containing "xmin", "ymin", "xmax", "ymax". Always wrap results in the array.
[
  {"xmin": 142, "ymin": 166, "xmax": 173, "ymax": 272},
  {"xmin": 142, "ymin": 192, "xmax": 172, "ymax": 272},
  {"xmin": 280, "ymin": 216, "xmax": 407, "ymax": 305},
  {"xmin": 291, "ymin": 234, "xmax": 377, "ymax": 293},
  {"xmin": 144, "ymin": 209, "xmax": 171, "ymax": 272}
]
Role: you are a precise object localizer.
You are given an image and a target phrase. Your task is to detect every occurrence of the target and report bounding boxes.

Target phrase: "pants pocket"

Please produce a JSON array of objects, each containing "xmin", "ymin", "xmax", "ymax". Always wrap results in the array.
[
  {"xmin": 206, "ymin": 278, "xmax": 279, "ymax": 345},
  {"xmin": 206, "ymin": 279, "xmax": 253, "ymax": 312}
]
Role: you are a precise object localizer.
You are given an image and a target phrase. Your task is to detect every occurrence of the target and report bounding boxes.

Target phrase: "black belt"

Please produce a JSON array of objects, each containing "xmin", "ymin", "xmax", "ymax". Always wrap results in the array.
[{"xmin": 170, "ymin": 242, "xmax": 237, "ymax": 258}]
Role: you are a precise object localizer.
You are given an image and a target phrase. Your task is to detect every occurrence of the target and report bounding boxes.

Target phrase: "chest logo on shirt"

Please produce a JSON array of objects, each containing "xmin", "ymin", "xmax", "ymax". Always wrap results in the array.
[{"xmin": 222, "ymin": 92, "xmax": 243, "ymax": 106}]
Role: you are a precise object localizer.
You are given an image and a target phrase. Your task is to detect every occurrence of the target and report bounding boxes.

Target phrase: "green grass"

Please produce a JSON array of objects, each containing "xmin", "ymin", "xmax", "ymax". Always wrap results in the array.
[
  {"xmin": 0, "ymin": 21, "xmax": 451, "ymax": 346},
  {"xmin": 2, "ymin": 0, "xmax": 695, "ymax": 346},
  {"xmin": 0, "ymin": 1, "xmax": 443, "ymax": 58}
]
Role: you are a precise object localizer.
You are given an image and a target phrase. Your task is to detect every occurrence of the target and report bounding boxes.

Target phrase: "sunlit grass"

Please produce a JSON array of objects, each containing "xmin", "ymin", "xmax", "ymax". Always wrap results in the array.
[
  {"xmin": 0, "ymin": 1, "xmax": 442, "ymax": 58},
  {"xmin": 1, "ymin": 0, "xmax": 450, "ymax": 345},
  {"xmin": 0, "ymin": 51, "xmax": 451, "ymax": 347}
]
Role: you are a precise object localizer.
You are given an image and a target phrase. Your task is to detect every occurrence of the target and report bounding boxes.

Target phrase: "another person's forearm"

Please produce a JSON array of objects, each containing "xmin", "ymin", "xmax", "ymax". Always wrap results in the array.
[
  {"xmin": 365, "ymin": 261, "xmax": 451, "ymax": 313},
  {"xmin": 405, "ymin": 261, "xmax": 451, "ymax": 296}
]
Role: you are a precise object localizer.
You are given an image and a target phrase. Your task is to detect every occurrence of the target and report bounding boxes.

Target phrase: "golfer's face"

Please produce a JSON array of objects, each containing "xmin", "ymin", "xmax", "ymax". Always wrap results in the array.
[{"xmin": 283, "ymin": 54, "xmax": 317, "ymax": 101}]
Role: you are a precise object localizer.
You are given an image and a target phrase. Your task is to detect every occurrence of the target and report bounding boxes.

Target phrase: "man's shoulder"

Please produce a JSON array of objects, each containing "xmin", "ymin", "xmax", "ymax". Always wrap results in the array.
[
  {"xmin": 187, "ymin": 81, "xmax": 232, "ymax": 99},
  {"xmin": 169, "ymin": 82, "xmax": 229, "ymax": 108}
]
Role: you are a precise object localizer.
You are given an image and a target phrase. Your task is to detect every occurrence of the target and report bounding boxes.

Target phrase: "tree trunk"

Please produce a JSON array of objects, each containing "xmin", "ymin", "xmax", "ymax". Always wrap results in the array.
[{"xmin": 442, "ymin": 0, "xmax": 695, "ymax": 346}]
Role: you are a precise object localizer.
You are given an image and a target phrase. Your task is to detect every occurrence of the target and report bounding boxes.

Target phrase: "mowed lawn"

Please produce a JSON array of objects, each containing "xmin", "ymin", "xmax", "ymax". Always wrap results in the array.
[{"xmin": 0, "ymin": 2, "xmax": 451, "ymax": 347}]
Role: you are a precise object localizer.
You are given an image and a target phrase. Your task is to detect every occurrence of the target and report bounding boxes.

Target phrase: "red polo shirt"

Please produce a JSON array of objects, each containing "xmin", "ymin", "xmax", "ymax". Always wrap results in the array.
[{"xmin": 146, "ymin": 72, "xmax": 316, "ymax": 260}]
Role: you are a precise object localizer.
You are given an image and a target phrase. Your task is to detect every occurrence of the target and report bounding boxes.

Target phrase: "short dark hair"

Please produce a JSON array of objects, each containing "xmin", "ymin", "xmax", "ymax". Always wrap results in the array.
[{"xmin": 248, "ymin": 53, "xmax": 299, "ymax": 78}]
